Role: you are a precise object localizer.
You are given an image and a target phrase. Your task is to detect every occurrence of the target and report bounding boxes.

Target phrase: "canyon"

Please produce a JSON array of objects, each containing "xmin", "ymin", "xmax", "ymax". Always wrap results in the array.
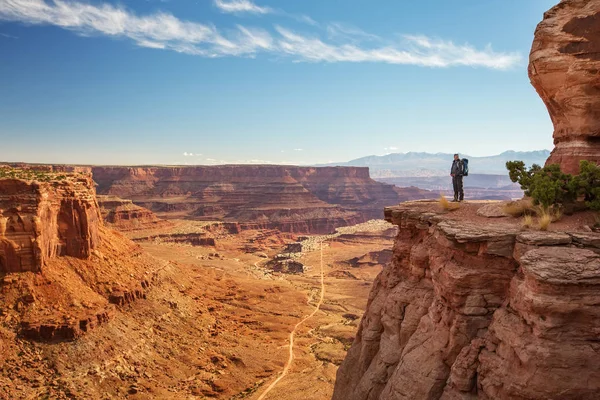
[
  {"xmin": 0, "ymin": 166, "xmax": 398, "ymax": 399},
  {"xmin": 90, "ymin": 165, "xmax": 434, "ymax": 234},
  {"xmin": 2, "ymin": 1, "xmax": 600, "ymax": 399}
]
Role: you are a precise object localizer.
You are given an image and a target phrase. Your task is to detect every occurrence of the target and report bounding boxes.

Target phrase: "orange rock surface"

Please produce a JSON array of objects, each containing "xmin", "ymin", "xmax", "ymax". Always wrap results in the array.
[{"xmin": 0, "ymin": 172, "xmax": 101, "ymax": 273}]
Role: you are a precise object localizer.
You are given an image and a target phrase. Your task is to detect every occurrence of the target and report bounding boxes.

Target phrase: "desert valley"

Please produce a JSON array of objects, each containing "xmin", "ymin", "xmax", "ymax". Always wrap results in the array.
[{"xmin": 2, "ymin": 0, "xmax": 600, "ymax": 399}]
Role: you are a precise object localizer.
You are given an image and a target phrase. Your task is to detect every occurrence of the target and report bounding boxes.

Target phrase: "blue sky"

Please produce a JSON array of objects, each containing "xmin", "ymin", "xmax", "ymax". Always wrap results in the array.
[{"xmin": 0, "ymin": 0, "xmax": 558, "ymax": 165}]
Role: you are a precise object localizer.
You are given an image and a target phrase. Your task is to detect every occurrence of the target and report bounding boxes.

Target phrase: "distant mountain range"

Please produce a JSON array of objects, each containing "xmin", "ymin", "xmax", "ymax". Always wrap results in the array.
[{"xmin": 320, "ymin": 150, "xmax": 551, "ymax": 178}]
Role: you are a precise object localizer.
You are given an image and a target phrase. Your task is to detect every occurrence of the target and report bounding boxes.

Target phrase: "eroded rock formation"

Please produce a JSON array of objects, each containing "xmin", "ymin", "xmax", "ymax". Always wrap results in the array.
[
  {"xmin": 91, "ymin": 165, "xmax": 434, "ymax": 233},
  {"xmin": 529, "ymin": 0, "xmax": 600, "ymax": 173},
  {"xmin": 0, "ymin": 174, "xmax": 101, "ymax": 273},
  {"xmin": 97, "ymin": 195, "xmax": 171, "ymax": 231},
  {"xmin": 333, "ymin": 201, "xmax": 600, "ymax": 399},
  {"xmin": 0, "ymin": 169, "xmax": 158, "ymax": 342}
]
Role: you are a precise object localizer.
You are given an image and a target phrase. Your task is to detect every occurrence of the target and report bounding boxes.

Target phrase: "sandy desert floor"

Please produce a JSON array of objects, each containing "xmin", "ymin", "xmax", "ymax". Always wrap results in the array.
[{"xmin": 135, "ymin": 221, "xmax": 393, "ymax": 399}]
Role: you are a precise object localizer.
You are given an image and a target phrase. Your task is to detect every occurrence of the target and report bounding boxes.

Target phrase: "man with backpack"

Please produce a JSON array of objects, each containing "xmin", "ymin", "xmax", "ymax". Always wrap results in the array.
[{"xmin": 450, "ymin": 153, "xmax": 467, "ymax": 202}]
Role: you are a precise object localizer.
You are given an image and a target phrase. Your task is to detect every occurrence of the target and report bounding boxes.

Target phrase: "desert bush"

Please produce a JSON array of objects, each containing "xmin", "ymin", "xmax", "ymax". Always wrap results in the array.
[
  {"xmin": 571, "ymin": 160, "xmax": 600, "ymax": 211},
  {"xmin": 439, "ymin": 195, "xmax": 459, "ymax": 211},
  {"xmin": 506, "ymin": 161, "xmax": 581, "ymax": 209}
]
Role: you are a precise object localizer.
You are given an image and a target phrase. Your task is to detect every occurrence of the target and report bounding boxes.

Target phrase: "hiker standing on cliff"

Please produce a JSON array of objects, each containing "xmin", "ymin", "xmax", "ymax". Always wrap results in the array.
[{"xmin": 450, "ymin": 153, "xmax": 464, "ymax": 202}]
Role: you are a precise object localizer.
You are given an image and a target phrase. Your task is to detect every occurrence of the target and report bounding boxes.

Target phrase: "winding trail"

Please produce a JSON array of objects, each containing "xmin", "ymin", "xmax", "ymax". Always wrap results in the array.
[{"xmin": 256, "ymin": 241, "xmax": 326, "ymax": 400}]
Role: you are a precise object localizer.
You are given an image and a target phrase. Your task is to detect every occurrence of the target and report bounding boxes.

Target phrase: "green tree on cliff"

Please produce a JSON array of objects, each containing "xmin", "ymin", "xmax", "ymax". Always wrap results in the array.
[{"xmin": 506, "ymin": 161, "xmax": 576, "ymax": 208}]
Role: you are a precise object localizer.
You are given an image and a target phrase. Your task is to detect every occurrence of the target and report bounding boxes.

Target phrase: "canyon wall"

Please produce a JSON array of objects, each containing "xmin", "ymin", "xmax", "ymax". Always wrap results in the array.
[
  {"xmin": 333, "ymin": 201, "xmax": 600, "ymax": 400},
  {"xmin": 91, "ymin": 165, "xmax": 433, "ymax": 233},
  {"xmin": 0, "ymin": 173, "xmax": 101, "ymax": 273},
  {"xmin": 529, "ymin": 0, "xmax": 600, "ymax": 174}
]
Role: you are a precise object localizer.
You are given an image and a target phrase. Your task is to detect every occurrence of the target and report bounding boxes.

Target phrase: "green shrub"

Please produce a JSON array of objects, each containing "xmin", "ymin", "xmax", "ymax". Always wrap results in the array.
[
  {"xmin": 572, "ymin": 160, "xmax": 600, "ymax": 211},
  {"xmin": 506, "ymin": 162, "xmax": 576, "ymax": 208},
  {"xmin": 507, "ymin": 160, "xmax": 600, "ymax": 212}
]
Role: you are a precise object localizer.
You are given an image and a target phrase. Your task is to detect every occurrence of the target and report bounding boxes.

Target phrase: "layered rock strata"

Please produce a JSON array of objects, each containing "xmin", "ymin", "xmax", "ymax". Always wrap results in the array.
[
  {"xmin": 0, "ymin": 169, "xmax": 159, "ymax": 342},
  {"xmin": 333, "ymin": 201, "xmax": 600, "ymax": 400},
  {"xmin": 90, "ymin": 165, "xmax": 433, "ymax": 233},
  {"xmin": 97, "ymin": 195, "xmax": 170, "ymax": 231},
  {"xmin": 0, "ymin": 174, "xmax": 101, "ymax": 273},
  {"xmin": 529, "ymin": 0, "xmax": 600, "ymax": 173}
]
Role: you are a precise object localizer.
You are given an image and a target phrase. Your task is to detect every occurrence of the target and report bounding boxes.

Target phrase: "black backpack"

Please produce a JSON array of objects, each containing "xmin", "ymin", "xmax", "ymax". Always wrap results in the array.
[{"xmin": 462, "ymin": 158, "xmax": 469, "ymax": 176}]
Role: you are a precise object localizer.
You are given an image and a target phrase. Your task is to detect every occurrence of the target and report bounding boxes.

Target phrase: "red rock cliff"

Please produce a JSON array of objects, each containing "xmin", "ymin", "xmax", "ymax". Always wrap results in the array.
[
  {"xmin": 90, "ymin": 165, "xmax": 431, "ymax": 233},
  {"xmin": 333, "ymin": 201, "xmax": 600, "ymax": 399},
  {"xmin": 0, "ymin": 172, "xmax": 101, "ymax": 273},
  {"xmin": 529, "ymin": 0, "xmax": 600, "ymax": 173}
]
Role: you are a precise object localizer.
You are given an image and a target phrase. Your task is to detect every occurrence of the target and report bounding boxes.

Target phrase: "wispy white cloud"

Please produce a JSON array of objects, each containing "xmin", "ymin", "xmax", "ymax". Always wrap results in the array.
[
  {"xmin": 0, "ymin": 32, "xmax": 19, "ymax": 38},
  {"xmin": 293, "ymin": 148, "xmax": 303, "ymax": 151},
  {"xmin": 294, "ymin": 14, "xmax": 317, "ymax": 26},
  {"xmin": 384, "ymin": 146, "xmax": 398, "ymax": 151},
  {"xmin": 214, "ymin": 0, "xmax": 271, "ymax": 15},
  {"xmin": 0, "ymin": 0, "xmax": 272, "ymax": 56},
  {"xmin": 0, "ymin": 0, "xmax": 521, "ymax": 69},
  {"xmin": 327, "ymin": 22, "xmax": 380, "ymax": 43},
  {"xmin": 214, "ymin": 0, "xmax": 316, "ymax": 26},
  {"xmin": 275, "ymin": 27, "xmax": 520, "ymax": 69}
]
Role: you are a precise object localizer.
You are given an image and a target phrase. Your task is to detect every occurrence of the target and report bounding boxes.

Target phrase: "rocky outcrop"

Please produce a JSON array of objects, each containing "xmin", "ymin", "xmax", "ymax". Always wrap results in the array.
[
  {"xmin": 265, "ymin": 258, "xmax": 304, "ymax": 274},
  {"xmin": 0, "ymin": 172, "xmax": 101, "ymax": 273},
  {"xmin": 20, "ymin": 307, "xmax": 115, "ymax": 342},
  {"xmin": 90, "ymin": 165, "xmax": 434, "ymax": 233},
  {"xmin": 0, "ymin": 168, "xmax": 160, "ymax": 343},
  {"xmin": 97, "ymin": 195, "xmax": 170, "ymax": 231},
  {"xmin": 333, "ymin": 201, "xmax": 600, "ymax": 400},
  {"xmin": 529, "ymin": 0, "xmax": 600, "ymax": 174},
  {"xmin": 131, "ymin": 233, "xmax": 216, "ymax": 246},
  {"xmin": 347, "ymin": 250, "xmax": 393, "ymax": 267}
]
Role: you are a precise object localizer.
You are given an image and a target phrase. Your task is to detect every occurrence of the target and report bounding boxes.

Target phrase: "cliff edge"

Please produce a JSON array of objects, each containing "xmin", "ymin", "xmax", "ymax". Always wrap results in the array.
[{"xmin": 333, "ymin": 200, "xmax": 600, "ymax": 399}]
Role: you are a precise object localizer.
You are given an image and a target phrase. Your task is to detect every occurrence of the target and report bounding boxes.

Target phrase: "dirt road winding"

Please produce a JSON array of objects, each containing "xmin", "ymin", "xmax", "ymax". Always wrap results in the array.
[{"xmin": 256, "ymin": 242, "xmax": 326, "ymax": 400}]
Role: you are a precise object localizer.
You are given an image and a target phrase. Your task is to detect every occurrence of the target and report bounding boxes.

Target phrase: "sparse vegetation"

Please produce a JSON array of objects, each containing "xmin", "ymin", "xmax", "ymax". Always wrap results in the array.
[
  {"xmin": 438, "ymin": 195, "xmax": 460, "ymax": 211},
  {"xmin": 0, "ymin": 167, "xmax": 72, "ymax": 183},
  {"xmin": 522, "ymin": 214, "xmax": 533, "ymax": 229},
  {"xmin": 538, "ymin": 210, "xmax": 552, "ymax": 231}
]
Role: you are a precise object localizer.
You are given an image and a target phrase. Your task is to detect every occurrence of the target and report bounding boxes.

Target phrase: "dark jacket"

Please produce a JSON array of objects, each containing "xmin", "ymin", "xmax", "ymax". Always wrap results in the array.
[{"xmin": 451, "ymin": 159, "xmax": 463, "ymax": 176}]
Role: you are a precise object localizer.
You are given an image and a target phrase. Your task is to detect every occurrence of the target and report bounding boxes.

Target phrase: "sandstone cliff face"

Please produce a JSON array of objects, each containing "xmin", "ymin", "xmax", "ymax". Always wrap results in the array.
[
  {"xmin": 0, "ymin": 170, "xmax": 159, "ymax": 343},
  {"xmin": 529, "ymin": 0, "xmax": 600, "ymax": 174},
  {"xmin": 0, "ymin": 175, "xmax": 101, "ymax": 273},
  {"xmin": 333, "ymin": 201, "xmax": 600, "ymax": 400},
  {"xmin": 91, "ymin": 165, "xmax": 431, "ymax": 234},
  {"xmin": 97, "ymin": 195, "xmax": 170, "ymax": 231}
]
